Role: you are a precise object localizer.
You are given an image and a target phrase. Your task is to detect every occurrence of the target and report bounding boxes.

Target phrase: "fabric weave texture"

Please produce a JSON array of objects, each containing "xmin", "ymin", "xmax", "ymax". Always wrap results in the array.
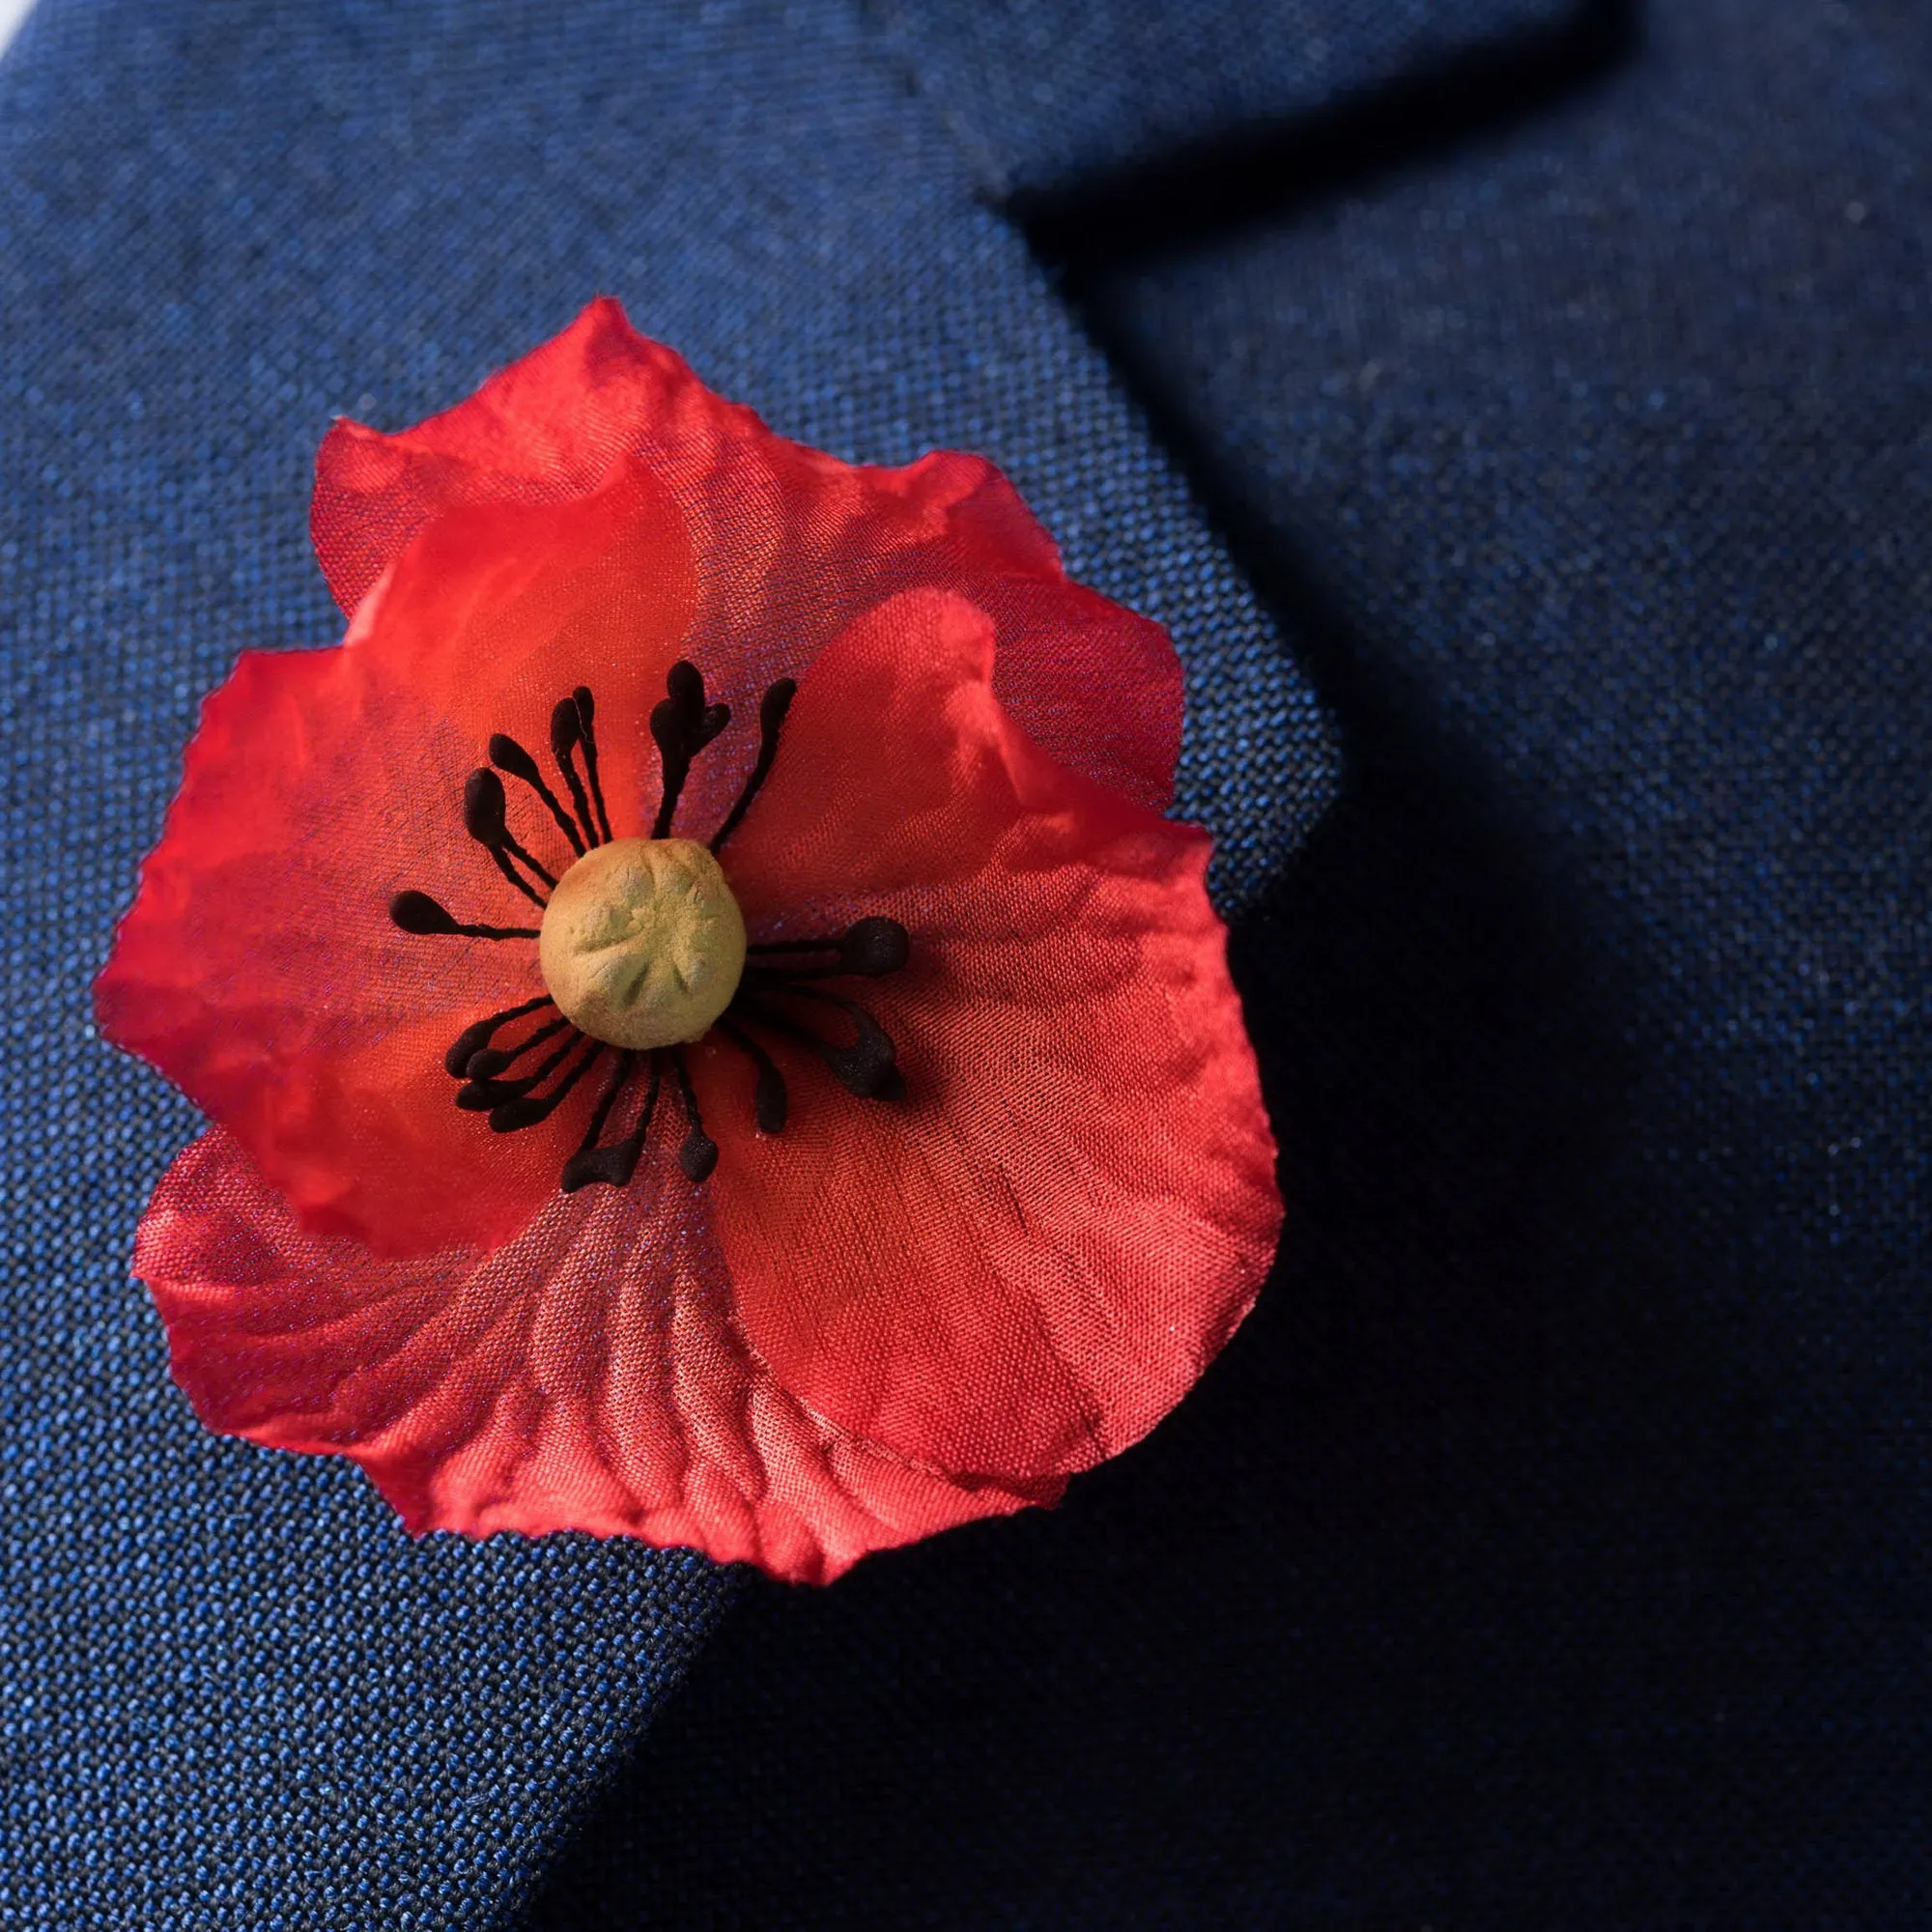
[
  {"xmin": 0, "ymin": 0, "xmax": 1336, "ymax": 1922},
  {"xmin": 524, "ymin": 0, "xmax": 1932, "ymax": 1925},
  {"xmin": 875, "ymin": 0, "xmax": 1586, "ymax": 197},
  {"xmin": 6, "ymin": 0, "xmax": 1925, "ymax": 1923}
]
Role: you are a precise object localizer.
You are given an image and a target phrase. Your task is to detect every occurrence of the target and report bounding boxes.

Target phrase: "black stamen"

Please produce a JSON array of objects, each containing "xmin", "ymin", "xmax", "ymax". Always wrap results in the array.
[
  {"xmin": 551, "ymin": 698, "xmax": 601, "ymax": 850},
  {"xmin": 764, "ymin": 985, "xmax": 901, "ymax": 1095},
  {"xmin": 745, "ymin": 916, "xmax": 909, "ymax": 980},
  {"xmin": 736, "ymin": 989, "xmax": 903, "ymax": 1101},
  {"xmin": 502, "ymin": 834, "xmax": 557, "ymax": 890},
  {"xmin": 401, "ymin": 668, "xmax": 901, "ymax": 1198},
  {"xmin": 561, "ymin": 1051, "xmax": 656, "ymax": 1193},
  {"xmin": 574, "ymin": 1047, "xmax": 638, "ymax": 1153},
  {"xmin": 711, "ymin": 677, "xmax": 797, "ymax": 853},
  {"xmin": 444, "ymin": 995, "xmax": 555, "ymax": 1077},
  {"xmin": 572, "ymin": 686, "xmax": 614, "ymax": 845},
  {"xmin": 388, "ymin": 890, "xmax": 538, "ymax": 942},
  {"xmin": 669, "ymin": 660, "xmax": 732, "ymax": 751},
  {"xmin": 717, "ymin": 1019, "xmax": 788, "ymax": 1133},
  {"xmin": 490, "ymin": 732, "xmax": 587, "ymax": 859},
  {"xmin": 651, "ymin": 661, "xmax": 730, "ymax": 839},
  {"xmin": 464, "ymin": 1012, "xmax": 574, "ymax": 1081},
  {"xmin": 479, "ymin": 843, "xmax": 545, "ymax": 910},
  {"xmin": 460, "ymin": 769, "xmax": 552, "ymax": 911},
  {"xmin": 670, "ymin": 1047, "xmax": 718, "ymax": 1181},
  {"xmin": 840, "ymin": 915, "xmax": 910, "ymax": 975},
  {"xmin": 463, "ymin": 766, "xmax": 559, "ymax": 893},
  {"xmin": 488, "ymin": 1037, "xmax": 604, "ymax": 1133},
  {"xmin": 649, "ymin": 699, "xmax": 692, "ymax": 840},
  {"xmin": 458, "ymin": 1024, "xmax": 582, "ymax": 1110},
  {"xmin": 462, "ymin": 766, "xmax": 510, "ymax": 845}
]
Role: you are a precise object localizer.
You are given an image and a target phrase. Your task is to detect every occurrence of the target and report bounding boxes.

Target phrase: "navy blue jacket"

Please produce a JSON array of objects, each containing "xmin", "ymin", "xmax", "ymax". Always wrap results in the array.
[{"xmin": 4, "ymin": 1, "xmax": 1924, "ymax": 1923}]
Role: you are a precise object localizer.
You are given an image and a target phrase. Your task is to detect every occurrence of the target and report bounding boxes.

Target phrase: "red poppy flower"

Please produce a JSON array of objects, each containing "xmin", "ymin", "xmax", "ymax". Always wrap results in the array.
[{"xmin": 94, "ymin": 300, "xmax": 1282, "ymax": 1581}]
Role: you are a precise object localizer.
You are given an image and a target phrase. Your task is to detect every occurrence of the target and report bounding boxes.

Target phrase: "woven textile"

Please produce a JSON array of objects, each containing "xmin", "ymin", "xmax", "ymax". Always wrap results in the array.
[
  {"xmin": 0, "ymin": 0, "xmax": 1334, "ymax": 1922},
  {"xmin": 876, "ymin": 0, "xmax": 1588, "ymax": 197},
  {"xmin": 12, "ymin": 0, "xmax": 1923, "ymax": 1923},
  {"xmin": 526, "ymin": 0, "xmax": 1932, "ymax": 1924}
]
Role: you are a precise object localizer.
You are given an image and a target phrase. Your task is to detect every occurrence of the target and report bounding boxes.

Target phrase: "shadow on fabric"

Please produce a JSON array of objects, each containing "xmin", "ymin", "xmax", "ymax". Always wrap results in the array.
[
  {"xmin": 515, "ymin": 6, "xmax": 1837, "ymax": 1924},
  {"xmin": 1013, "ymin": 0, "xmax": 1640, "ymax": 269}
]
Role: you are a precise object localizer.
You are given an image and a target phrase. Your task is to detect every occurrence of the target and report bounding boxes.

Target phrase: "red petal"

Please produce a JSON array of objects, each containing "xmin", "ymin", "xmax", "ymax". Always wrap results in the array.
[
  {"xmin": 705, "ymin": 589, "xmax": 1281, "ymax": 1485},
  {"xmin": 314, "ymin": 297, "xmax": 1180, "ymax": 813},
  {"xmin": 95, "ymin": 458, "xmax": 696, "ymax": 1257},
  {"xmin": 136, "ymin": 1129, "xmax": 1055, "ymax": 1582}
]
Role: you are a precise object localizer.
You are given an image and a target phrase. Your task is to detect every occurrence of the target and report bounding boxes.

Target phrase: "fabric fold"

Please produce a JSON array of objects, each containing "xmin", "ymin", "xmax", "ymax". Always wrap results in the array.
[{"xmin": 873, "ymin": 0, "xmax": 1593, "ymax": 199}]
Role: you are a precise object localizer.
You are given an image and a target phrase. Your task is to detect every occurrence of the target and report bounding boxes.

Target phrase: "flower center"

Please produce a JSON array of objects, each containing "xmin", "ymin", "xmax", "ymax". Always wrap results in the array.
[
  {"xmin": 538, "ymin": 838, "xmax": 747, "ymax": 1050},
  {"xmin": 389, "ymin": 665, "xmax": 911, "ymax": 1195}
]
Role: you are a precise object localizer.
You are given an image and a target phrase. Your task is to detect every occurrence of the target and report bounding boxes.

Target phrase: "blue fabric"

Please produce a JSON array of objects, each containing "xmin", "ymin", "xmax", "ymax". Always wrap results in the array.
[
  {"xmin": 876, "ymin": 0, "xmax": 1587, "ymax": 197},
  {"xmin": 521, "ymin": 0, "xmax": 1932, "ymax": 1926},
  {"xmin": 0, "ymin": 0, "xmax": 1337, "ymax": 1923},
  {"xmin": 11, "ymin": 0, "xmax": 1924, "ymax": 1921}
]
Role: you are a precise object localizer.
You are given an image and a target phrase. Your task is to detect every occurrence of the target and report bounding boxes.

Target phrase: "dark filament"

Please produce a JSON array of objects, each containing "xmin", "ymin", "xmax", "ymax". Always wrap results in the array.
[
  {"xmin": 717, "ymin": 1019, "xmax": 788, "ymax": 1133},
  {"xmin": 651, "ymin": 660, "xmax": 731, "ymax": 839},
  {"xmin": 463, "ymin": 767, "xmax": 555, "ymax": 908},
  {"xmin": 562, "ymin": 1053, "xmax": 657, "ymax": 1194},
  {"xmin": 670, "ymin": 1047, "xmax": 719, "ymax": 1182},
  {"xmin": 735, "ymin": 984, "xmax": 903, "ymax": 1101},
  {"xmin": 711, "ymin": 677, "xmax": 797, "ymax": 853},
  {"xmin": 464, "ymin": 1012, "xmax": 576, "ymax": 1083},
  {"xmin": 572, "ymin": 686, "xmax": 615, "ymax": 844},
  {"xmin": 745, "ymin": 916, "xmax": 908, "ymax": 980},
  {"xmin": 444, "ymin": 994, "xmax": 555, "ymax": 1077},
  {"xmin": 550, "ymin": 697, "xmax": 602, "ymax": 851},
  {"xmin": 457, "ymin": 1019, "xmax": 582, "ymax": 1111},
  {"xmin": 388, "ymin": 891, "xmax": 537, "ymax": 943},
  {"xmin": 490, "ymin": 732, "xmax": 586, "ymax": 858},
  {"xmin": 488, "ymin": 1035, "xmax": 605, "ymax": 1134}
]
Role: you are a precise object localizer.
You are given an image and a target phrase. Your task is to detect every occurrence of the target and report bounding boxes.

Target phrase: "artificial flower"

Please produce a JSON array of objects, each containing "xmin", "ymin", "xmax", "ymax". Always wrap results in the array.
[{"xmin": 95, "ymin": 299, "xmax": 1281, "ymax": 1581}]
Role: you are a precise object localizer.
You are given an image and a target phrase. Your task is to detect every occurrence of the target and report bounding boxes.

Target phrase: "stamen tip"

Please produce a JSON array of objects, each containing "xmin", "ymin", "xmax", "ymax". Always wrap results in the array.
[
  {"xmin": 668, "ymin": 661, "xmax": 703, "ymax": 711},
  {"xmin": 842, "ymin": 916, "xmax": 910, "ymax": 976},
  {"xmin": 488, "ymin": 733, "xmax": 539, "ymax": 781},
  {"xmin": 679, "ymin": 1131, "xmax": 719, "ymax": 1183},
  {"xmin": 562, "ymin": 1143, "xmax": 640, "ymax": 1192},
  {"xmin": 463, "ymin": 767, "xmax": 508, "ymax": 843},
  {"xmin": 444, "ymin": 1024, "xmax": 490, "ymax": 1077},
  {"xmin": 389, "ymin": 890, "xmax": 456, "ymax": 935}
]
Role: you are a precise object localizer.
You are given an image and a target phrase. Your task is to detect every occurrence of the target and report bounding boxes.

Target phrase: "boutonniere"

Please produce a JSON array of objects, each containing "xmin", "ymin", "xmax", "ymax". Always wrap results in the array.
[{"xmin": 95, "ymin": 300, "xmax": 1281, "ymax": 1581}]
